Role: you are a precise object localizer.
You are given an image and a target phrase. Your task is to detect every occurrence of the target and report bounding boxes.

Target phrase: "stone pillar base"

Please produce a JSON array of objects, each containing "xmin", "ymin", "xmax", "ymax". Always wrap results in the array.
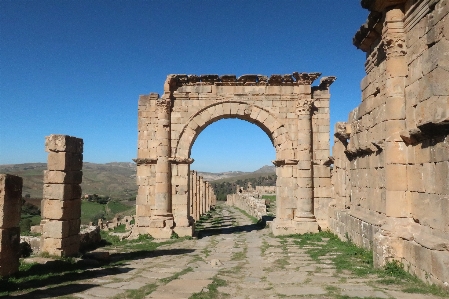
[
  {"xmin": 174, "ymin": 225, "xmax": 194, "ymax": 237},
  {"xmin": 271, "ymin": 219, "xmax": 319, "ymax": 236},
  {"xmin": 136, "ymin": 226, "xmax": 173, "ymax": 239}
]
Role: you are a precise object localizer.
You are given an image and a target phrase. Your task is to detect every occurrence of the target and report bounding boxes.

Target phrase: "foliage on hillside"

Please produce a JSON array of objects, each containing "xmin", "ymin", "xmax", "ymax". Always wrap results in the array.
[{"xmin": 211, "ymin": 175, "xmax": 276, "ymax": 201}]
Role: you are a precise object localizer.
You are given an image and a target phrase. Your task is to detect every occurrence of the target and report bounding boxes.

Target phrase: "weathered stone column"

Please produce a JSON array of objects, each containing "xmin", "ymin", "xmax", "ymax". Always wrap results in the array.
[
  {"xmin": 196, "ymin": 173, "xmax": 200, "ymax": 220},
  {"xmin": 154, "ymin": 98, "xmax": 173, "ymax": 219},
  {"xmin": 294, "ymin": 96, "xmax": 319, "ymax": 233},
  {"xmin": 0, "ymin": 174, "xmax": 22, "ymax": 277},
  {"xmin": 383, "ymin": 6, "xmax": 409, "ymax": 218},
  {"xmin": 200, "ymin": 176, "xmax": 205, "ymax": 215},
  {"xmin": 189, "ymin": 171, "xmax": 195, "ymax": 220},
  {"xmin": 41, "ymin": 134, "xmax": 83, "ymax": 257}
]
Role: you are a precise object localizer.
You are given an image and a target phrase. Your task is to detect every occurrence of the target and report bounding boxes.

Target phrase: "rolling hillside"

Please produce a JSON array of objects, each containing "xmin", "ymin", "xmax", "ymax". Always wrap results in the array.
[{"xmin": 0, "ymin": 163, "xmax": 275, "ymax": 200}]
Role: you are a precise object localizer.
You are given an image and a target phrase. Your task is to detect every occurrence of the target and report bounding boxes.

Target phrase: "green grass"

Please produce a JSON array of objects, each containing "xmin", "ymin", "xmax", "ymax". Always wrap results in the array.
[
  {"xmin": 189, "ymin": 277, "xmax": 229, "ymax": 299},
  {"xmin": 81, "ymin": 201, "xmax": 105, "ymax": 224},
  {"xmin": 283, "ymin": 231, "xmax": 449, "ymax": 297},
  {"xmin": 0, "ymin": 231, "xmax": 187, "ymax": 297},
  {"xmin": 261, "ymin": 195, "xmax": 276, "ymax": 202},
  {"xmin": 106, "ymin": 201, "xmax": 134, "ymax": 216}
]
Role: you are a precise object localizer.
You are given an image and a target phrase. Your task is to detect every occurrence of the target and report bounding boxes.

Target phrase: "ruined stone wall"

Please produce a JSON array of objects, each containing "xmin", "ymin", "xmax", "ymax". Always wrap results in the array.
[
  {"xmin": 330, "ymin": 0, "xmax": 449, "ymax": 286},
  {"xmin": 227, "ymin": 190, "xmax": 267, "ymax": 220},
  {"xmin": 255, "ymin": 186, "xmax": 276, "ymax": 194}
]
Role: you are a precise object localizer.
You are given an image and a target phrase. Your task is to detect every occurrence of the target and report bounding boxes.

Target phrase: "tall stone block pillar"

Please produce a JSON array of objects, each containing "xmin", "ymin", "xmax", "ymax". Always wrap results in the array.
[
  {"xmin": 0, "ymin": 174, "xmax": 22, "ymax": 277},
  {"xmin": 383, "ymin": 6, "xmax": 409, "ymax": 218},
  {"xmin": 41, "ymin": 134, "xmax": 83, "ymax": 257}
]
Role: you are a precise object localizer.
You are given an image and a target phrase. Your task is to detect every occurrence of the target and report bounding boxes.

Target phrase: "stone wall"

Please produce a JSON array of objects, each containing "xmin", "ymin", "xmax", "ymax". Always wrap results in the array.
[
  {"xmin": 227, "ymin": 187, "xmax": 267, "ymax": 220},
  {"xmin": 255, "ymin": 186, "xmax": 276, "ymax": 194},
  {"xmin": 0, "ymin": 174, "xmax": 22, "ymax": 277},
  {"xmin": 330, "ymin": 0, "xmax": 449, "ymax": 287}
]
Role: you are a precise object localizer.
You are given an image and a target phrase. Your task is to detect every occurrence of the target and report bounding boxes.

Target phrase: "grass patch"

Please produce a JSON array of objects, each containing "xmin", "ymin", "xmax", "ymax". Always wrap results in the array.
[
  {"xmin": 190, "ymin": 277, "xmax": 229, "ymax": 299},
  {"xmin": 112, "ymin": 224, "xmax": 127, "ymax": 233},
  {"xmin": 112, "ymin": 283, "xmax": 158, "ymax": 299},
  {"xmin": 159, "ymin": 267, "xmax": 193, "ymax": 284},
  {"xmin": 233, "ymin": 207, "xmax": 259, "ymax": 225},
  {"xmin": 284, "ymin": 231, "xmax": 449, "ymax": 297}
]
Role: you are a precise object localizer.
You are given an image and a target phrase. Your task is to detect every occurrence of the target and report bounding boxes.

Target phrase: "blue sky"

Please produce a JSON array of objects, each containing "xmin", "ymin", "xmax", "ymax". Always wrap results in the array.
[{"xmin": 0, "ymin": 1, "xmax": 367, "ymax": 172}]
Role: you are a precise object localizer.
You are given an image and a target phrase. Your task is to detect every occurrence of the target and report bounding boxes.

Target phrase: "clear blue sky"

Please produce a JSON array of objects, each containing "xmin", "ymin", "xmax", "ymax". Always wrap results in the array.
[{"xmin": 0, "ymin": 1, "xmax": 368, "ymax": 172}]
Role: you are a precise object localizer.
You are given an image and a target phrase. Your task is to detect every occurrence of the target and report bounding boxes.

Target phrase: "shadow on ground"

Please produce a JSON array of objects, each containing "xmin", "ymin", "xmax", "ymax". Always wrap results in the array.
[{"xmin": 3, "ymin": 248, "xmax": 195, "ymax": 298}]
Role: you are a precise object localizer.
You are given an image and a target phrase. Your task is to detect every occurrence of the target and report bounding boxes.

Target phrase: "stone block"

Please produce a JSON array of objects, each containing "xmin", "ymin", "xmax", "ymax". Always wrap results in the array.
[
  {"xmin": 40, "ymin": 234, "xmax": 79, "ymax": 256},
  {"xmin": 385, "ymin": 191, "xmax": 410, "ymax": 217},
  {"xmin": 43, "ymin": 170, "xmax": 82, "ymax": 184},
  {"xmin": 47, "ymin": 152, "xmax": 83, "ymax": 171},
  {"xmin": 385, "ymin": 164, "xmax": 407, "ymax": 191},
  {"xmin": 0, "ymin": 174, "xmax": 22, "ymax": 229},
  {"xmin": 0, "ymin": 227, "xmax": 20, "ymax": 277},
  {"xmin": 43, "ymin": 184, "xmax": 82, "ymax": 201},
  {"xmin": 42, "ymin": 219, "xmax": 80, "ymax": 239},
  {"xmin": 41, "ymin": 198, "xmax": 81, "ymax": 220},
  {"xmin": 434, "ymin": 161, "xmax": 449, "ymax": 195},
  {"xmin": 45, "ymin": 134, "xmax": 83, "ymax": 153},
  {"xmin": 431, "ymin": 250, "xmax": 449, "ymax": 284}
]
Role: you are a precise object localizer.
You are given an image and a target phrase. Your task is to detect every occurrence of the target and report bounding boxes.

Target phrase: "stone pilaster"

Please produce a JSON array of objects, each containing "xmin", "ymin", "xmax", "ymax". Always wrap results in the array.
[
  {"xmin": 40, "ymin": 134, "xmax": 83, "ymax": 257},
  {"xmin": 382, "ymin": 5, "xmax": 409, "ymax": 218},
  {"xmin": 0, "ymin": 174, "xmax": 22, "ymax": 277}
]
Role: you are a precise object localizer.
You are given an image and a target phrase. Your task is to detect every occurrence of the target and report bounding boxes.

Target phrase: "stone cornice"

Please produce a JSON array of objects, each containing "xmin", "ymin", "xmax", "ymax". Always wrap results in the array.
[
  {"xmin": 353, "ymin": 12, "xmax": 383, "ymax": 52},
  {"xmin": 168, "ymin": 72, "xmax": 322, "ymax": 87},
  {"xmin": 133, "ymin": 158, "xmax": 157, "ymax": 165},
  {"xmin": 133, "ymin": 157, "xmax": 195, "ymax": 165},
  {"xmin": 361, "ymin": 0, "xmax": 406, "ymax": 12}
]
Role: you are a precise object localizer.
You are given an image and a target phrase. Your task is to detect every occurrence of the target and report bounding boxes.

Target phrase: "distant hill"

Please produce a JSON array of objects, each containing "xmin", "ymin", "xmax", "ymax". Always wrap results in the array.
[
  {"xmin": 0, "ymin": 162, "xmax": 137, "ymax": 200},
  {"xmin": 0, "ymin": 162, "xmax": 275, "ymax": 200}
]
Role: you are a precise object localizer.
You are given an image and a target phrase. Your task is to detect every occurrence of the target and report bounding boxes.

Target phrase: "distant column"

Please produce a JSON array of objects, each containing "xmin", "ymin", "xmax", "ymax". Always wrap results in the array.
[
  {"xmin": 0, "ymin": 174, "xmax": 22, "ymax": 277},
  {"xmin": 41, "ymin": 134, "xmax": 83, "ymax": 257}
]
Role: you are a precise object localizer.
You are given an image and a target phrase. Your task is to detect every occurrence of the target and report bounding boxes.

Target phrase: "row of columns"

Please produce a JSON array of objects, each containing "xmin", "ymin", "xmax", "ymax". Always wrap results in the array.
[{"xmin": 189, "ymin": 170, "xmax": 216, "ymax": 221}]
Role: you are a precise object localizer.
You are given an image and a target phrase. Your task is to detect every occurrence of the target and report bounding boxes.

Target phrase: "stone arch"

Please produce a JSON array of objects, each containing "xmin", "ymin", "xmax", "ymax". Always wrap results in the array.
[
  {"xmin": 174, "ymin": 101, "xmax": 291, "ymax": 161},
  {"xmin": 135, "ymin": 73, "xmax": 335, "ymax": 238}
]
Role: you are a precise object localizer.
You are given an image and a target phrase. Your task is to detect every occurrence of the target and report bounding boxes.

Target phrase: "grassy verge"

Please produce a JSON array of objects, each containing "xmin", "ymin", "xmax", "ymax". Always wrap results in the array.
[
  {"xmin": 283, "ymin": 231, "xmax": 449, "ymax": 297},
  {"xmin": 0, "ymin": 231, "xmax": 183, "ymax": 297}
]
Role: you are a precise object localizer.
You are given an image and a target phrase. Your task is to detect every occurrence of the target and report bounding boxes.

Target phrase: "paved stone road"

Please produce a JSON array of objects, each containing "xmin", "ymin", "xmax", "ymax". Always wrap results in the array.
[{"xmin": 11, "ymin": 203, "xmax": 446, "ymax": 299}]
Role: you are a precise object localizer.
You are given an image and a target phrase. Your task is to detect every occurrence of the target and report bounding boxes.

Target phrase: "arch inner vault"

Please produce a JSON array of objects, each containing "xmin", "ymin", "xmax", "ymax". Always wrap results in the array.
[{"xmin": 134, "ymin": 73, "xmax": 336, "ymax": 238}]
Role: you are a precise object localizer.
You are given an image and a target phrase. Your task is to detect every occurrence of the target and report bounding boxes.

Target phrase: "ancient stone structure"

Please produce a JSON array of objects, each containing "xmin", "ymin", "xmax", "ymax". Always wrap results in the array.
[
  {"xmin": 227, "ymin": 189, "xmax": 267, "ymax": 220},
  {"xmin": 330, "ymin": 0, "xmax": 449, "ymax": 287},
  {"xmin": 189, "ymin": 171, "xmax": 216, "ymax": 221},
  {"xmin": 0, "ymin": 174, "xmax": 22, "ymax": 277},
  {"xmin": 40, "ymin": 134, "xmax": 83, "ymax": 257},
  {"xmin": 255, "ymin": 186, "xmax": 276, "ymax": 194},
  {"xmin": 136, "ymin": 72, "xmax": 336, "ymax": 237}
]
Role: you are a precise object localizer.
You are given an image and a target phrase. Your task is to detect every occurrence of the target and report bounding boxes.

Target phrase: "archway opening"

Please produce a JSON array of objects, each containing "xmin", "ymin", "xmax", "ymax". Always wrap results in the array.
[{"xmin": 190, "ymin": 118, "xmax": 277, "ymax": 215}]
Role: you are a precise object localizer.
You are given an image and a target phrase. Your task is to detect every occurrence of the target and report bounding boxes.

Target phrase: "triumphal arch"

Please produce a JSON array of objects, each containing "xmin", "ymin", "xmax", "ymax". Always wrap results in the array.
[{"xmin": 135, "ymin": 72, "xmax": 336, "ymax": 238}]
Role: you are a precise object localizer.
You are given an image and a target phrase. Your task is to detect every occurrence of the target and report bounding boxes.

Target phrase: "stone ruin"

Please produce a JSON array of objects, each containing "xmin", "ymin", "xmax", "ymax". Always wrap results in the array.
[
  {"xmin": 329, "ymin": 0, "xmax": 449, "ymax": 287},
  {"xmin": 135, "ymin": 71, "xmax": 336, "ymax": 238},
  {"xmin": 0, "ymin": 174, "xmax": 22, "ymax": 277},
  {"xmin": 0, "ymin": 0, "xmax": 447, "ymax": 287},
  {"xmin": 227, "ymin": 186, "xmax": 268, "ymax": 220}
]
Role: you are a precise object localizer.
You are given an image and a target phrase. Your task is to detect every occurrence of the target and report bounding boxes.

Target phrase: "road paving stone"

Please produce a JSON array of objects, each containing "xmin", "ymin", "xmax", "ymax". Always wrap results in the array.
[{"xmin": 8, "ymin": 203, "xmax": 448, "ymax": 298}]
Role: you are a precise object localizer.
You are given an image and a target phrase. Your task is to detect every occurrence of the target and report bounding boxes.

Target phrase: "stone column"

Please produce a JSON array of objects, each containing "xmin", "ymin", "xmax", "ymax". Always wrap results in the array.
[
  {"xmin": 383, "ymin": 6, "xmax": 409, "ymax": 218},
  {"xmin": 0, "ymin": 174, "xmax": 22, "ymax": 277},
  {"xmin": 41, "ymin": 134, "xmax": 83, "ymax": 257},
  {"xmin": 189, "ymin": 171, "xmax": 195, "ymax": 220},
  {"xmin": 295, "ymin": 96, "xmax": 319, "ymax": 233},
  {"xmin": 200, "ymin": 176, "xmax": 205, "ymax": 216},
  {"xmin": 154, "ymin": 98, "xmax": 173, "ymax": 219},
  {"xmin": 196, "ymin": 173, "xmax": 200, "ymax": 219}
]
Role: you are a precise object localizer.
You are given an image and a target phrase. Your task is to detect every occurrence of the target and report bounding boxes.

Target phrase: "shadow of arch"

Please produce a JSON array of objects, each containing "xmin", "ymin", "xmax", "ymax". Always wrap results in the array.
[{"xmin": 174, "ymin": 101, "xmax": 293, "ymax": 160}]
